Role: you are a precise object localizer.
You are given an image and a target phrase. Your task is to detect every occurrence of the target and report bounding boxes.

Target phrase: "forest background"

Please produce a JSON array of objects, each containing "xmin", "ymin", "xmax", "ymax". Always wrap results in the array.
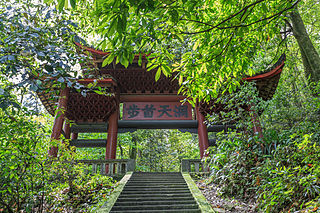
[{"xmin": 0, "ymin": 0, "xmax": 319, "ymax": 212}]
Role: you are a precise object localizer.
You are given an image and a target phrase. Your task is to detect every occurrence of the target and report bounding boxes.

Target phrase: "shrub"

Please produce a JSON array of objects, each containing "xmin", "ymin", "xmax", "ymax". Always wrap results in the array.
[{"xmin": 258, "ymin": 134, "xmax": 320, "ymax": 212}]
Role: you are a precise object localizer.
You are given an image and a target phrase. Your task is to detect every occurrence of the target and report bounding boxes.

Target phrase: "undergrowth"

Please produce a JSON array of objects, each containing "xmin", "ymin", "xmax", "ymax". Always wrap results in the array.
[{"xmin": 204, "ymin": 82, "xmax": 320, "ymax": 212}]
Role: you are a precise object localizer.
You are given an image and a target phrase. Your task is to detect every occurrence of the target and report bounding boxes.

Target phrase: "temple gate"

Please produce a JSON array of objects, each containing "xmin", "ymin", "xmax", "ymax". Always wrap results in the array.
[{"xmin": 37, "ymin": 42, "xmax": 286, "ymax": 160}]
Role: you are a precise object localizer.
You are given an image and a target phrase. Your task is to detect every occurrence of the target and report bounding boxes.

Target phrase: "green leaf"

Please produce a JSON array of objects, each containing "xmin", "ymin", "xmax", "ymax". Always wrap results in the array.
[
  {"xmin": 147, "ymin": 64, "xmax": 158, "ymax": 71},
  {"xmin": 193, "ymin": 39, "xmax": 200, "ymax": 51},
  {"xmin": 58, "ymin": 0, "xmax": 65, "ymax": 11},
  {"xmin": 108, "ymin": 19, "xmax": 117, "ymax": 36},
  {"xmin": 155, "ymin": 67, "xmax": 161, "ymax": 81},
  {"xmin": 94, "ymin": 90, "xmax": 105, "ymax": 95},
  {"xmin": 102, "ymin": 54, "xmax": 114, "ymax": 67},
  {"xmin": 161, "ymin": 64, "xmax": 171, "ymax": 77},
  {"xmin": 120, "ymin": 54, "xmax": 129, "ymax": 68},
  {"xmin": 228, "ymin": 85, "xmax": 233, "ymax": 94},
  {"xmin": 233, "ymin": 71, "xmax": 237, "ymax": 78},
  {"xmin": 175, "ymin": 34, "xmax": 184, "ymax": 43},
  {"xmin": 138, "ymin": 54, "xmax": 142, "ymax": 66},
  {"xmin": 170, "ymin": 9, "xmax": 179, "ymax": 23},
  {"xmin": 261, "ymin": 3, "xmax": 268, "ymax": 12},
  {"xmin": 70, "ymin": 0, "xmax": 76, "ymax": 9},
  {"xmin": 200, "ymin": 63, "xmax": 207, "ymax": 73}
]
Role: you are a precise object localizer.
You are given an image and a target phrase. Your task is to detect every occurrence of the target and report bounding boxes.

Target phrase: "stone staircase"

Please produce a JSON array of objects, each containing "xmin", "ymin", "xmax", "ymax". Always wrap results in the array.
[{"xmin": 109, "ymin": 172, "xmax": 201, "ymax": 213}]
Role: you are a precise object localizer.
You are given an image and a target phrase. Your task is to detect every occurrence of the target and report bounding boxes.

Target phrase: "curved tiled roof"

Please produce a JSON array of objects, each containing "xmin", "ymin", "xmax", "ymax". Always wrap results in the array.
[
  {"xmin": 38, "ymin": 42, "xmax": 285, "ymax": 117},
  {"xmin": 199, "ymin": 54, "xmax": 286, "ymax": 116}
]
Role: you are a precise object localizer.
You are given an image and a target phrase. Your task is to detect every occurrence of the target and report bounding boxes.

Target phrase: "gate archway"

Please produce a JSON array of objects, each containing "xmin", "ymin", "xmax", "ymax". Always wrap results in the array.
[{"xmin": 37, "ymin": 42, "xmax": 286, "ymax": 161}]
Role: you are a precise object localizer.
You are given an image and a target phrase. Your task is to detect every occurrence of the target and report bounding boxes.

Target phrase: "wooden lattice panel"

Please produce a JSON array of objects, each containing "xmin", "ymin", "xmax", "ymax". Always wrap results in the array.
[
  {"xmin": 200, "ymin": 100, "xmax": 224, "ymax": 117},
  {"xmin": 37, "ymin": 89, "xmax": 59, "ymax": 116},
  {"xmin": 101, "ymin": 69, "xmax": 180, "ymax": 94},
  {"xmin": 65, "ymin": 92, "xmax": 118, "ymax": 123},
  {"xmin": 199, "ymin": 73, "xmax": 281, "ymax": 117},
  {"xmin": 199, "ymin": 54, "xmax": 285, "ymax": 117},
  {"xmin": 254, "ymin": 73, "xmax": 281, "ymax": 101}
]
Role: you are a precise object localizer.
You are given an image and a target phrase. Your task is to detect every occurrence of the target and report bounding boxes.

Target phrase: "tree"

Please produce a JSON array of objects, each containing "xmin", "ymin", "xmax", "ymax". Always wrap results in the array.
[
  {"xmin": 289, "ymin": 5, "xmax": 320, "ymax": 84},
  {"xmin": 56, "ymin": 0, "xmax": 319, "ymax": 101},
  {"xmin": 0, "ymin": 1, "xmax": 85, "ymax": 110}
]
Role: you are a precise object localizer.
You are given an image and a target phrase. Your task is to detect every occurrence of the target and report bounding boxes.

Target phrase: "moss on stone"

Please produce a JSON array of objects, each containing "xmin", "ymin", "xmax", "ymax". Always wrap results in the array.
[
  {"xmin": 182, "ymin": 172, "xmax": 215, "ymax": 213},
  {"xmin": 98, "ymin": 172, "xmax": 133, "ymax": 213}
]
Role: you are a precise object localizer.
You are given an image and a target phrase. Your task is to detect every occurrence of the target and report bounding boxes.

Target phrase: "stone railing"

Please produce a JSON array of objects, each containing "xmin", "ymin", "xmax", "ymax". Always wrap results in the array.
[
  {"xmin": 76, "ymin": 159, "xmax": 135, "ymax": 176},
  {"xmin": 181, "ymin": 159, "xmax": 207, "ymax": 173}
]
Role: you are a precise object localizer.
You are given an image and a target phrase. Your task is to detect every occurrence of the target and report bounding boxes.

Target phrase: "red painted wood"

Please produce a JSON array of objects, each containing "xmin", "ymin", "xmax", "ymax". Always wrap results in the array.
[
  {"xmin": 71, "ymin": 133, "xmax": 78, "ymax": 140},
  {"xmin": 49, "ymin": 87, "xmax": 69, "ymax": 157},
  {"xmin": 74, "ymin": 42, "xmax": 149, "ymax": 60},
  {"xmin": 100, "ymin": 68, "xmax": 180, "ymax": 95},
  {"xmin": 63, "ymin": 121, "xmax": 71, "ymax": 139},
  {"xmin": 77, "ymin": 78, "xmax": 117, "ymax": 86},
  {"xmin": 249, "ymin": 107, "xmax": 264, "ymax": 139},
  {"xmin": 105, "ymin": 109, "xmax": 119, "ymax": 159},
  {"xmin": 120, "ymin": 95, "xmax": 186, "ymax": 102},
  {"xmin": 123, "ymin": 102, "xmax": 192, "ymax": 120},
  {"xmin": 66, "ymin": 92, "xmax": 117, "ymax": 123},
  {"xmin": 244, "ymin": 63, "xmax": 284, "ymax": 81},
  {"xmin": 196, "ymin": 105, "xmax": 209, "ymax": 159}
]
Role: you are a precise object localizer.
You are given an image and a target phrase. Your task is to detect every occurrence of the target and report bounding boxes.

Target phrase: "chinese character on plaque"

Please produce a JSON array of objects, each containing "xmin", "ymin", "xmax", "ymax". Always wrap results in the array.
[{"xmin": 123, "ymin": 102, "xmax": 192, "ymax": 120}]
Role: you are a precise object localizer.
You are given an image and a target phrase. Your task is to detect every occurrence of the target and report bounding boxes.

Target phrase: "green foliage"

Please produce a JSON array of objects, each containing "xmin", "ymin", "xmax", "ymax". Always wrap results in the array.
[
  {"xmin": 206, "ymin": 127, "xmax": 320, "ymax": 212},
  {"xmin": 258, "ymin": 137, "xmax": 320, "ymax": 212},
  {"xmin": 75, "ymin": 133, "xmax": 108, "ymax": 160},
  {"xmin": 0, "ymin": 0, "xmax": 86, "ymax": 109},
  {"xmin": 1, "ymin": 0, "xmax": 320, "ymax": 212},
  {"xmin": 134, "ymin": 130, "xmax": 199, "ymax": 172},
  {"xmin": 47, "ymin": 164, "xmax": 116, "ymax": 212},
  {"xmin": 0, "ymin": 105, "xmax": 117, "ymax": 212},
  {"xmin": 118, "ymin": 130, "xmax": 199, "ymax": 172},
  {"xmin": 205, "ymin": 131, "xmax": 260, "ymax": 198},
  {"xmin": 204, "ymin": 81, "xmax": 320, "ymax": 212},
  {"xmin": 0, "ymin": 110, "xmax": 48, "ymax": 212},
  {"xmin": 54, "ymin": 0, "xmax": 302, "ymax": 102}
]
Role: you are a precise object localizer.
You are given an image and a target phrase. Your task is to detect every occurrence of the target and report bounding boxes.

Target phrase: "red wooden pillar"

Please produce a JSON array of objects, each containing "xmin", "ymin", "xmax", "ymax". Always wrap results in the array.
[
  {"xmin": 196, "ymin": 105, "xmax": 209, "ymax": 159},
  {"xmin": 63, "ymin": 120, "xmax": 71, "ymax": 140},
  {"xmin": 250, "ymin": 110, "xmax": 264, "ymax": 139},
  {"xmin": 105, "ymin": 108, "xmax": 119, "ymax": 160},
  {"xmin": 49, "ymin": 87, "xmax": 69, "ymax": 157},
  {"xmin": 71, "ymin": 133, "xmax": 78, "ymax": 140}
]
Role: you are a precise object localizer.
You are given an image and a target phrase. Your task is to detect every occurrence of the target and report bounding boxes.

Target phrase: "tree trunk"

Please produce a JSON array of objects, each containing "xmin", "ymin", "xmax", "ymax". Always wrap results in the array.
[{"xmin": 290, "ymin": 7, "xmax": 320, "ymax": 84}]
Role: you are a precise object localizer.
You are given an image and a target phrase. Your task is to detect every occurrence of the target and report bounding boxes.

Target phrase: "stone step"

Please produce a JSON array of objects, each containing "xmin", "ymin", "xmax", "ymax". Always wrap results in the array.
[
  {"xmin": 131, "ymin": 176, "xmax": 183, "ymax": 177},
  {"xmin": 118, "ymin": 193, "xmax": 193, "ymax": 198},
  {"xmin": 131, "ymin": 174, "xmax": 182, "ymax": 176},
  {"xmin": 132, "ymin": 175, "xmax": 183, "ymax": 178},
  {"xmin": 110, "ymin": 209, "xmax": 201, "ymax": 213},
  {"xmin": 131, "ymin": 173, "xmax": 182, "ymax": 176},
  {"xmin": 127, "ymin": 180, "xmax": 185, "ymax": 183},
  {"xmin": 133, "ymin": 172, "xmax": 181, "ymax": 174},
  {"xmin": 125, "ymin": 185, "xmax": 188, "ymax": 188},
  {"xmin": 123, "ymin": 186, "xmax": 188, "ymax": 190},
  {"xmin": 129, "ymin": 179, "xmax": 185, "ymax": 181},
  {"xmin": 116, "ymin": 197, "xmax": 196, "ymax": 202},
  {"xmin": 129, "ymin": 177, "xmax": 184, "ymax": 179},
  {"xmin": 110, "ymin": 172, "xmax": 201, "ymax": 212},
  {"xmin": 121, "ymin": 190, "xmax": 191, "ymax": 194},
  {"xmin": 123, "ymin": 186, "xmax": 189, "ymax": 190},
  {"xmin": 125, "ymin": 183, "xmax": 188, "ymax": 186},
  {"xmin": 111, "ymin": 204, "xmax": 199, "ymax": 211},
  {"xmin": 114, "ymin": 200, "xmax": 197, "ymax": 206}
]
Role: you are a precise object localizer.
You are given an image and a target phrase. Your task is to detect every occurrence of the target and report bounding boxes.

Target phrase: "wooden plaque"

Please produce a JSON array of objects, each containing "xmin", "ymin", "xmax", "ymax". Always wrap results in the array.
[{"xmin": 123, "ymin": 102, "xmax": 192, "ymax": 120}]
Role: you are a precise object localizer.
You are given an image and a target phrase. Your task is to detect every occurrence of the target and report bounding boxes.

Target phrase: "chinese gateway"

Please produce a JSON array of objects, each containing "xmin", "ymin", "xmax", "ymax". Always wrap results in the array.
[{"xmin": 38, "ymin": 42, "xmax": 286, "ymax": 160}]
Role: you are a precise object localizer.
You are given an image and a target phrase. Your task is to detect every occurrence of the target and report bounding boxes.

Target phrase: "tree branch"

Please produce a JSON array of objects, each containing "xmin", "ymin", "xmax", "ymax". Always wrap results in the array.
[
  {"xmin": 180, "ymin": 0, "xmax": 300, "ymax": 34},
  {"xmin": 217, "ymin": 0, "xmax": 300, "ymax": 30}
]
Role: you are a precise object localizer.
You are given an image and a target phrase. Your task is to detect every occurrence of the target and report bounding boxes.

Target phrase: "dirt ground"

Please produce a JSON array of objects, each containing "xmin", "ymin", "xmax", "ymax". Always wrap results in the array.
[{"xmin": 196, "ymin": 180, "xmax": 258, "ymax": 213}]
